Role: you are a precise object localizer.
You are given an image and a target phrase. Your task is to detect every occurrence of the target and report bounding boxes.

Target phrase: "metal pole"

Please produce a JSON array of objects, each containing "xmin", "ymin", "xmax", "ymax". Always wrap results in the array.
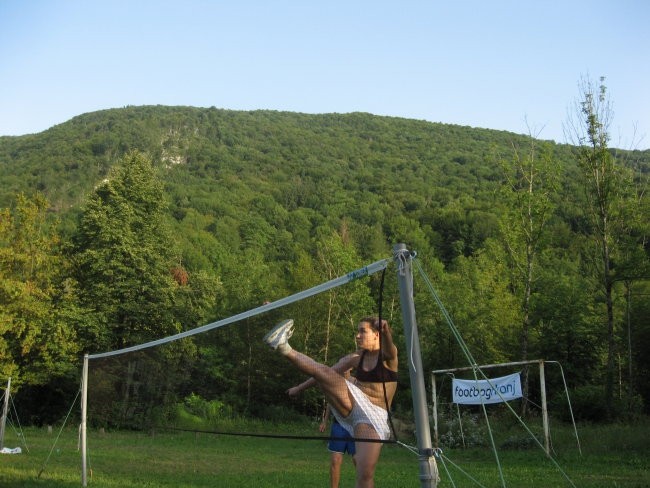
[
  {"xmin": 539, "ymin": 360, "xmax": 550, "ymax": 456},
  {"xmin": 81, "ymin": 355, "xmax": 89, "ymax": 487},
  {"xmin": 394, "ymin": 244, "xmax": 438, "ymax": 487},
  {"xmin": 431, "ymin": 373, "xmax": 439, "ymax": 448},
  {"xmin": 0, "ymin": 377, "xmax": 10, "ymax": 449}
]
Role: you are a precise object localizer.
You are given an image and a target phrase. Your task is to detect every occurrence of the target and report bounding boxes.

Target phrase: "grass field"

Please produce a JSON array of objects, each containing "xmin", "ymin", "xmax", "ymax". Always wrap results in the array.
[{"xmin": 1, "ymin": 419, "xmax": 649, "ymax": 487}]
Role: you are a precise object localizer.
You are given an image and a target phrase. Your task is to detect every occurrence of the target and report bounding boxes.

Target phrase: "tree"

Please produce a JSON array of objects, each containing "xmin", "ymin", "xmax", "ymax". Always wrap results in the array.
[
  {"xmin": 616, "ymin": 159, "xmax": 650, "ymax": 401},
  {"xmin": 497, "ymin": 135, "xmax": 559, "ymax": 414},
  {"xmin": 282, "ymin": 225, "xmax": 376, "ymax": 415},
  {"xmin": 312, "ymin": 225, "xmax": 376, "ymax": 364},
  {"xmin": 0, "ymin": 193, "xmax": 79, "ymax": 387},
  {"xmin": 438, "ymin": 242, "xmax": 520, "ymax": 367},
  {"xmin": 211, "ymin": 247, "xmax": 285, "ymax": 414},
  {"xmin": 565, "ymin": 76, "xmax": 645, "ymax": 417},
  {"xmin": 534, "ymin": 254, "xmax": 603, "ymax": 387},
  {"xmin": 71, "ymin": 150, "xmax": 182, "ymax": 351},
  {"xmin": 71, "ymin": 150, "xmax": 226, "ymax": 426}
]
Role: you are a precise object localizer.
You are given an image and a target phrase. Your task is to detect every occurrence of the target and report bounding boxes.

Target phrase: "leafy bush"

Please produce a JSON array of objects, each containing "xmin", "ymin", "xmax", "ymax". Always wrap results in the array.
[
  {"xmin": 256, "ymin": 404, "xmax": 306, "ymax": 423},
  {"xmin": 438, "ymin": 411, "xmax": 488, "ymax": 448},
  {"xmin": 553, "ymin": 386, "xmax": 645, "ymax": 422},
  {"xmin": 183, "ymin": 392, "xmax": 227, "ymax": 420},
  {"xmin": 500, "ymin": 433, "xmax": 542, "ymax": 450},
  {"xmin": 169, "ymin": 393, "xmax": 231, "ymax": 429}
]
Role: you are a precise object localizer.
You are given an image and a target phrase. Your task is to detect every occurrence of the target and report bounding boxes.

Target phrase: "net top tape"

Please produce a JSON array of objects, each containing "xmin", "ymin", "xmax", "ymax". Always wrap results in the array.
[{"xmin": 88, "ymin": 257, "xmax": 390, "ymax": 360}]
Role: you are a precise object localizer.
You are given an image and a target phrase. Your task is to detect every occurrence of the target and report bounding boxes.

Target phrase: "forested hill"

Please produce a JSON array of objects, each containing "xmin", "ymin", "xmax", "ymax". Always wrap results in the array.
[
  {"xmin": 1, "ymin": 106, "xmax": 649, "ymax": 422},
  {"xmin": 1, "ymin": 105, "xmax": 641, "ymax": 262},
  {"xmin": 1, "ymin": 106, "xmax": 648, "ymax": 262},
  {"xmin": 0, "ymin": 105, "xmax": 547, "ymax": 222}
]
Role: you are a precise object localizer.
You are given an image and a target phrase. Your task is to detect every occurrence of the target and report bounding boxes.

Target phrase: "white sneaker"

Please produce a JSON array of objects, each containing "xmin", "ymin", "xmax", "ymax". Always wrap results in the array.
[{"xmin": 263, "ymin": 319, "xmax": 294, "ymax": 351}]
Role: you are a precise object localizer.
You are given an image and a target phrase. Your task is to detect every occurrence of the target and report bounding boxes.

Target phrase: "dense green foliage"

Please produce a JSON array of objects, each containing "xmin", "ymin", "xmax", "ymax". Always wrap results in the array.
[
  {"xmin": 0, "ymin": 193, "xmax": 79, "ymax": 385},
  {"xmin": 0, "ymin": 105, "xmax": 648, "ymax": 424}
]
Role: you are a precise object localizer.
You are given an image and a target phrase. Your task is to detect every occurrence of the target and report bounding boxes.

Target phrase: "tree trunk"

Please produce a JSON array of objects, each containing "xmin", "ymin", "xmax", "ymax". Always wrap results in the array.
[{"xmin": 520, "ymin": 253, "xmax": 533, "ymax": 417}]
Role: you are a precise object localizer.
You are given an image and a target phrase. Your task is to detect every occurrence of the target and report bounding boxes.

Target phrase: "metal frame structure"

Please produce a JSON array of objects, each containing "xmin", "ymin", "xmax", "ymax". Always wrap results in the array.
[
  {"xmin": 394, "ymin": 244, "xmax": 438, "ymax": 487},
  {"xmin": 81, "ymin": 244, "xmax": 438, "ymax": 487},
  {"xmin": 0, "ymin": 377, "xmax": 10, "ymax": 449},
  {"xmin": 431, "ymin": 359, "xmax": 581, "ymax": 456}
]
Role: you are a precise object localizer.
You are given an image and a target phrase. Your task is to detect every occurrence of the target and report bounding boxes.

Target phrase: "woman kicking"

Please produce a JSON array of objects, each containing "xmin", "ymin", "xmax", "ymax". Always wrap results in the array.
[{"xmin": 264, "ymin": 316, "xmax": 398, "ymax": 488}]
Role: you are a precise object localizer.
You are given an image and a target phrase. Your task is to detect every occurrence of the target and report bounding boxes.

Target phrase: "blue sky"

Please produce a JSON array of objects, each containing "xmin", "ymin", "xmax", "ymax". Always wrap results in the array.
[{"xmin": 1, "ymin": 0, "xmax": 648, "ymax": 148}]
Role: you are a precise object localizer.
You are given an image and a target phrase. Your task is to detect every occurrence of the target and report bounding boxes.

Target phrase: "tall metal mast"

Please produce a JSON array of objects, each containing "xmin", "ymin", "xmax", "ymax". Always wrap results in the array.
[{"xmin": 394, "ymin": 244, "xmax": 438, "ymax": 487}]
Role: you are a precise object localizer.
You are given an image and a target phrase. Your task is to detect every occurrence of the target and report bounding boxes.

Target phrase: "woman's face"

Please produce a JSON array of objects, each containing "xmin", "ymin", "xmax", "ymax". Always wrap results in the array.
[{"xmin": 356, "ymin": 321, "xmax": 379, "ymax": 350}]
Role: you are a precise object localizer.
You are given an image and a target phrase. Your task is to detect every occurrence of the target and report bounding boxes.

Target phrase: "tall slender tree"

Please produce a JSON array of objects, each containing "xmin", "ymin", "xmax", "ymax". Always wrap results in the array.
[
  {"xmin": 313, "ymin": 224, "xmax": 375, "ymax": 364},
  {"xmin": 497, "ymin": 135, "xmax": 559, "ymax": 414},
  {"xmin": 565, "ymin": 76, "xmax": 643, "ymax": 417}
]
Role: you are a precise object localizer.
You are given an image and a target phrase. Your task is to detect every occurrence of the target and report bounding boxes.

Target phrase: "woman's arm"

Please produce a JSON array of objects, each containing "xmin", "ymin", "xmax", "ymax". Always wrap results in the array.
[
  {"xmin": 319, "ymin": 404, "xmax": 330, "ymax": 433},
  {"xmin": 380, "ymin": 320, "xmax": 398, "ymax": 369}
]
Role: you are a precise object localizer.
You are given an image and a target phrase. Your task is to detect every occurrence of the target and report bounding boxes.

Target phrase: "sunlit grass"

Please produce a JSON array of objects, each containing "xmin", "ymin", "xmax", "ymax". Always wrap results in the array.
[{"xmin": 1, "ymin": 419, "xmax": 648, "ymax": 487}]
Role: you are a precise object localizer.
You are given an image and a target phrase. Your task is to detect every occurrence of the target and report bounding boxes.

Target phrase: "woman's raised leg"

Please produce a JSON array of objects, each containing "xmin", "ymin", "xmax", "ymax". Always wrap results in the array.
[{"xmin": 264, "ymin": 319, "xmax": 353, "ymax": 416}]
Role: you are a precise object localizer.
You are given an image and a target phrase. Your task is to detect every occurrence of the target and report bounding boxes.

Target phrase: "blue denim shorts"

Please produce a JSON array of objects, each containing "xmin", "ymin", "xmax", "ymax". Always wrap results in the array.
[{"xmin": 327, "ymin": 421, "xmax": 356, "ymax": 455}]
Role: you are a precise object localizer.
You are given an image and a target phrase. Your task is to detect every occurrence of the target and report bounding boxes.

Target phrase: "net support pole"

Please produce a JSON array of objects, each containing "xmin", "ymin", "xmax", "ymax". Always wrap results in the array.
[
  {"xmin": 394, "ymin": 244, "xmax": 438, "ymax": 487},
  {"xmin": 0, "ymin": 377, "xmax": 10, "ymax": 449},
  {"xmin": 81, "ymin": 354, "xmax": 89, "ymax": 487},
  {"xmin": 431, "ymin": 373, "xmax": 439, "ymax": 448},
  {"xmin": 539, "ymin": 360, "xmax": 550, "ymax": 456}
]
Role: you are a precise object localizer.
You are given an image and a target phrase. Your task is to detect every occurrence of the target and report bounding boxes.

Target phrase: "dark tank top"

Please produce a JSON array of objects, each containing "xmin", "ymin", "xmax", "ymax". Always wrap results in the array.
[{"xmin": 355, "ymin": 350, "xmax": 398, "ymax": 383}]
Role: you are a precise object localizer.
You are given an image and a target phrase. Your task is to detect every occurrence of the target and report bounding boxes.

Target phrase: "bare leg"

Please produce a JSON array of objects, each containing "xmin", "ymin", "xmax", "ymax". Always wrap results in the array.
[
  {"xmin": 264, "ymin": 320, "xmax": 354, "ymax": 415},
  {"xmin": 353, "ymin": 423, "xmax": 382, "ymax": 488},
  {"xmin": 330, "ymin": 451, "xmax": 343, "ymax": 488},
  {"xmin": 266, "ymin": 320, "xmax": 382, "ymax": 487},
  {"xmin": 284, "ymin": 349, "xmax": 354, "ymax": 417}
]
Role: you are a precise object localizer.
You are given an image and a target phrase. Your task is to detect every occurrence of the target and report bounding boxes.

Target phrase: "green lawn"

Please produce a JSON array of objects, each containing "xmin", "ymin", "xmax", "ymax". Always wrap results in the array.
[{"xmin": 1, "ymin": 421, "xmax": 649, "ymax": 487}]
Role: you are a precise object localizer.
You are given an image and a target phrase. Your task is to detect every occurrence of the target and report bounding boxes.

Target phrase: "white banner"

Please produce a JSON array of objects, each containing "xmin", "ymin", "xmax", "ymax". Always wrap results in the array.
[{"xmin": 452, "ymin": 373, "xmax": 522, "ymax": 405}]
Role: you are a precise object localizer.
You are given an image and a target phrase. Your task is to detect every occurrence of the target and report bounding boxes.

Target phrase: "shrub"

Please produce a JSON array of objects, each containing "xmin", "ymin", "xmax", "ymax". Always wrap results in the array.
[
  {"xmin": 168, "ymin": 393, "xmax": 231, "ymax": 429},
  {"xmin": 183, "ymin": 392, "xmax": 227, "ymax": 420},
  {"xmin": 553, "ymin": 386, "xmax": 645, "ymax": 422},
  {"xmin": 438, "ymin": 411, "xmax": 488, "ymax": 448}
]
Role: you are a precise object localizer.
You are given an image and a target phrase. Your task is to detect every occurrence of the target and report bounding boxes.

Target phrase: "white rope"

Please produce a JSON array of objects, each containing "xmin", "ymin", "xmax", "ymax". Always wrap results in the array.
[
  {"xmin": 38, "ymin": 387, "xmax": 81, "ymax": 478},
  {"xmin": 435, "ymin": 448, "xmax": 488, "ymax": 488},
  {"xmin": 9, "ymin": 395, "xmax": 29, "ymax": 452},
  {"xmin": 397, "ymin": 440, "xmax": 419, "ymax": 455},
  {"xmin": 88, "ymin": 257, "xmax": 390, "ymax": 359},
  {"xmin": 415, "ymin": 259, "xmax": 577, "ymax": 488}
]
